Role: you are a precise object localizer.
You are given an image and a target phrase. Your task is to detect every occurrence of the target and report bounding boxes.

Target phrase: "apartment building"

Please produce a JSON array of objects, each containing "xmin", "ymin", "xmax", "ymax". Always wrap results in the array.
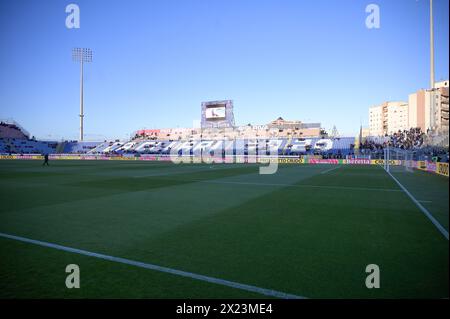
[{"xmin": 369, "ymin": 101, "xmax": 408, "ymax": 136}]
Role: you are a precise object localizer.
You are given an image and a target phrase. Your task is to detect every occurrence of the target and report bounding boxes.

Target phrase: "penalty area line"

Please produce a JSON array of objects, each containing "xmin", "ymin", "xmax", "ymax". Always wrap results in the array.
[
  {"xmin": 320, "ymin": 166, "xmax": 341, "ymax": 174},
  {"xmin": 164, "ymin": 178, "xmax": 402, "ymax": 193},
  {"xmin": 386, "ymin": 170, "xmax": 449, "ymax": 240},
  {"xmin": 0, "ymin": 232, "xmax": 305, "ymax": 299}
]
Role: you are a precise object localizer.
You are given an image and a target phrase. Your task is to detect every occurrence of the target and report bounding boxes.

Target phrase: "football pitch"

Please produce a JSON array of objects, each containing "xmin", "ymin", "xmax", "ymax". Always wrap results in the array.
[{"xmin": 0, "ymin": 159, "xmax": 448, "ymax": 298}]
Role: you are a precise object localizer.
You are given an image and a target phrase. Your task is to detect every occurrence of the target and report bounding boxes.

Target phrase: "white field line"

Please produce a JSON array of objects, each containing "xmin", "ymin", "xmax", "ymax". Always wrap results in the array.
[
  {"xmin": 161, "ymin": 178, "xmax": 402, "ymax": 193},
  {"xmin": 386, "ymin": 170, "xmax": 449, "ymax": 240},
  {"xmin": 133, "ymin": 163, "xmax": 334, "ymax": 179},
  {"xmin": 320, "ymin": 166, "xmax": 341, "ymax": 174},
  {"xmin": 132, "ymin": 164, "xmax": 241, "ymax": 178},
  {"xmin": 0, "ymin": 232, "xmax": 305, "ymax": 299}
]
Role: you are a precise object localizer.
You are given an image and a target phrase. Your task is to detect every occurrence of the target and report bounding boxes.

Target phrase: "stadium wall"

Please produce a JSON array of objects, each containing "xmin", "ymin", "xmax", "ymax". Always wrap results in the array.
[
  {"xmin": 416, "ymin": 160, "xmax": 449, "ymax": 177},
  {"xmin": 0, "ymin": 154, "xmax": 395, "ymax": 165}
]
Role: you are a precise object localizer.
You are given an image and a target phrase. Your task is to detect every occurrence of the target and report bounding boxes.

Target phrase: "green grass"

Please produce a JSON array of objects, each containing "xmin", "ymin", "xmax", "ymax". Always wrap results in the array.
[{"xmin": 0, "ymin": 159, "xmax": 448, "ymax": 298}]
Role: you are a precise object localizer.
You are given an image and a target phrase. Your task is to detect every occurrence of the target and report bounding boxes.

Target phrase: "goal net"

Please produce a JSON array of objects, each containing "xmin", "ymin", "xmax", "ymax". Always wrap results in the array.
[{"xmin": 384, "ymin": 147, "xmax": 414, "ymax": 173}]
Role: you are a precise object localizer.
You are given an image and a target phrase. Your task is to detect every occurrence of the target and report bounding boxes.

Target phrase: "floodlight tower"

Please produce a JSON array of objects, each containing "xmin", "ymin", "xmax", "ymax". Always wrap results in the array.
[{"xmin": 72, "ymin": 48, "xmax": 93, "ymax": 141}]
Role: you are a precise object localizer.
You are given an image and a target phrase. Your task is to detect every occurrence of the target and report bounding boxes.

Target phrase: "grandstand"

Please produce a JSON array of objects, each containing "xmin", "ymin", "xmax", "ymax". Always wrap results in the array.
[
  {"xmin": 85, "ymin": 116, "xmax": 356, "ymax": 157},
  {"xmin": 89, "ymin": 136, "xmax": 356, "ymax": 157},
  {"xmin": 0, "ymin": 120, "xmax": 30, "ymax": 139},
  {"xmin": 0, "ymin": 120, "xmax": 58, "ymax": 155},
  {"xmin": 0, "ymin": 121, "xmax": 105, "ymax": 155},
  {"xmin": 0, "ymin": 116, "xmax": 357, "ymax": 157},
  {"xmin": 61, "ymin": 141, "xmax": 103, "ymax": 154},
  {"xmin": 1, "ymin": 110, "xmax": 448, "ymax": 167},
  {"xmin": 2, "ymin": 118, "xmax": 448, "ymax": 163}
]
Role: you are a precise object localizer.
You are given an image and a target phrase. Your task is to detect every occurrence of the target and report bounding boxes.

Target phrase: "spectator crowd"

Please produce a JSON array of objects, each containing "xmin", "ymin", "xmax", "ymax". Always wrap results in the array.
[{"xmin": 360, "ymin": 128, "xmax": 425, "ymax": 151}]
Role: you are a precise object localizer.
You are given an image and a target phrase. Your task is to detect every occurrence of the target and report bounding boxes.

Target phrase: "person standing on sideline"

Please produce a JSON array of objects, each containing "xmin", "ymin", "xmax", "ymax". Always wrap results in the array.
[{"xmin": 42, "ymin": 153, "xmax": 49, "ymax": 166}]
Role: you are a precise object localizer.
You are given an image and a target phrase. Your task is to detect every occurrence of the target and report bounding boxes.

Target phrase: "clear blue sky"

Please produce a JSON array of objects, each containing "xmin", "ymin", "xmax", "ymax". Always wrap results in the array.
[{"xmin": 0, "ymin": 0, "xmax": 448, "ymax": 140}]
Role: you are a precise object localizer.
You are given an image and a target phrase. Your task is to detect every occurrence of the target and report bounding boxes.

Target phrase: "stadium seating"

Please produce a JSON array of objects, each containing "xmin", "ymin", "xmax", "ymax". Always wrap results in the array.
[
  {"xmin": 0, "ymin": 119, "xmax": 357, "ymax": 156},
  {"xmin": 89, "ymin": 137, "xmax": 356, "ymax": 156},
  {"xmin": 0, "ymin": 121, "xmax": 58, "ymax": 154},
  {"xmin": 62, "ymin": 141, "xmax": 103, "ymax": 153},
  {"xmin": 363, "ymin": 128, "xmax": 425, "ymax": 150},
  {"xmin": 0, "ymin": 138, "xmax": 57, "ymax": 154}
]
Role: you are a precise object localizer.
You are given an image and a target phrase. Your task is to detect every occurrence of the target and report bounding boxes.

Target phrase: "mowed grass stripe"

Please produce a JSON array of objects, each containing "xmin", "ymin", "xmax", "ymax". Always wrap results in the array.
[
  {"xmin": 151, "ymin": 178, "xmax": 402, "ymax": 193},
  {"xmin": 67, "ymin": 164, "xmax": 261, "ymax": 191},
  {"xmin": 389, "ymin": 168, "xmax": 449, "ymax": 231},
  {"xmin": 0, "ymin": 232, "xmax": 303, "ymax": 299},
  {"xmin": 0, "ymin": 237, "xmax": 266, "ymax": 298},
  {"xmin": 3, "ymin": 161, "xmax": 330, "ymax": 298},
  {"xmin": 0, "ymin": 163, "xmax": 328, "ymax": 254},
  {"xmin": 136, "ymin": 165, "xmax": 448, "ymax": 298},
  {"xmin": 0, "ymin": 161, "xmax": 259, "ymax": 212},
  {"xmin": 386, "ymin": 170, "xmax": 448, "ymax": 240}
]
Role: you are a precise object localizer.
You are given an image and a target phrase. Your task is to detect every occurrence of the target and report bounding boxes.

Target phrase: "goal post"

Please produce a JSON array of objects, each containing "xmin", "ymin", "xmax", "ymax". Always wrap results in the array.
[
  {"xmin": 384, "ymin": 147, "xmax": 389, "ymax": 172},
  {"xmin": 404, "ymin": 150, "xmax": 415, "ymax": 172},
  {"xmin": 385, "ymin": 147, "xmax": 414, "ymax": 173}
]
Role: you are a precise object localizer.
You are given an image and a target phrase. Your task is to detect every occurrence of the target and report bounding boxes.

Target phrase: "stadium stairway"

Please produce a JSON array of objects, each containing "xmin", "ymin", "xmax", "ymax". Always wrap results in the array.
[
  {"xmin": 7, "ymin": 140, "xmax": 17, "ymax": 154},
  {"xmin": 87, "ymin": 141, "xmax": 113, "ymax": 154},
  {"xmin": 283, "ymin": 136, "xmax": 293, "ymax": 154},
  {"xmin": 56, "ymin": 142, "xmax": 66, "ymax": 153}
]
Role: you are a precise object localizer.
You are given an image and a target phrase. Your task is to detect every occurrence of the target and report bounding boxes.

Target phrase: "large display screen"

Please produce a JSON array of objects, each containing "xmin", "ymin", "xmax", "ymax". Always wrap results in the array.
[{"xmin": 205, "ymin": 106, "xmax": 226, "ymax": 119}]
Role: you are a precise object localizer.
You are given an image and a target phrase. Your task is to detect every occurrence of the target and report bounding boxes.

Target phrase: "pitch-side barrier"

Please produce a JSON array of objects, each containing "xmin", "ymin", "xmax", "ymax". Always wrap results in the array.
[{"xmin": 1, "ymin": 153, "xmax": 447, "ymax": 177}]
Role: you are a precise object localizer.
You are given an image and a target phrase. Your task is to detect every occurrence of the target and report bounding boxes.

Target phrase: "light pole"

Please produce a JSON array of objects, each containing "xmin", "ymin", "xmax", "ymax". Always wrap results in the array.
[
  {"xmin": 72, "ymin": 48, "xmax": 93, "ymax": 141},
  {"xmin": 429, "ymin": 0, "xmax": 436, "ymax": 131},
  {"xmin": 430, "ymin": 0, "xmax": 435, "ymax": 90}
]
